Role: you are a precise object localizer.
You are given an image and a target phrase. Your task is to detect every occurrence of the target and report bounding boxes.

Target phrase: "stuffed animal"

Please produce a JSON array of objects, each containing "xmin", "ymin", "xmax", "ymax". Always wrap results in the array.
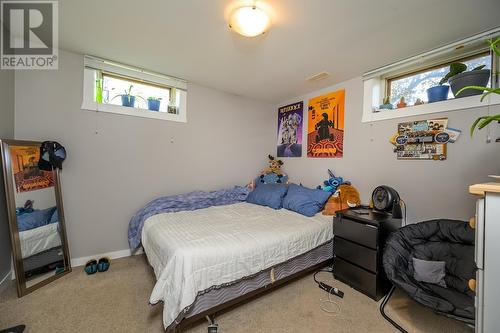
[
  {"xmin": 322, "ymin": 184, "xmax": 361, "ymax": 215},
  {"xmin": 264, "ymin": 155, "xmax": 284, "ymax": 176},
  {"xmin": 256, "ymin": 155, "xmax": 288, "ymax": 186},
  {"xmin": 317, "ymin": 169, "xmax": 349, "ymax": 193}
]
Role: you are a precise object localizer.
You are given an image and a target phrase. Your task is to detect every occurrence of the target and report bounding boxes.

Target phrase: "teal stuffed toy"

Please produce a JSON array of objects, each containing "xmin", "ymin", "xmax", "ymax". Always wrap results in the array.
[{"xmin": 317, "ymin": 169, "xmax": 349, "ymax": 193}]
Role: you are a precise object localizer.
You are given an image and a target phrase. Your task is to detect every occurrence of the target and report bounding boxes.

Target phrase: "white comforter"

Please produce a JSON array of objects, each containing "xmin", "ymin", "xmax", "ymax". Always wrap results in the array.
[
  {"xmin": 20, "ymin": 223, "xmax": 61, "ymax": 259},
  {"xmin": 141, "ymin": 202, "xmax": 333, "ymax": 328}
]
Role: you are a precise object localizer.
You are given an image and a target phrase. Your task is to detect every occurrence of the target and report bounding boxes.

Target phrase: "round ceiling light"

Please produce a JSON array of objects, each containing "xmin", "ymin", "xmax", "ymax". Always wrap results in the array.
[{"xmin": 229, "ymin": 6, "xmax": 270, "ymax": 37}]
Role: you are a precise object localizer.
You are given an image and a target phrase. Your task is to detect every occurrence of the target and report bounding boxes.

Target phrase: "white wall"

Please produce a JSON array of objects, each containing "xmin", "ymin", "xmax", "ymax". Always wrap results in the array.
[
  {"xmin": 15, "ymin": 187, "xmax": 57, "ymax": 210},
  {"xmin": 14, "ymin": 50, "xmax": 275, "ymax": 258},
  {"xmin": 278, "ymin": 77, "xmax": 500, "ymax": 222},
  {"xmin": 0, "ymin": 70, "xmax": 15, "ymax": 285}
]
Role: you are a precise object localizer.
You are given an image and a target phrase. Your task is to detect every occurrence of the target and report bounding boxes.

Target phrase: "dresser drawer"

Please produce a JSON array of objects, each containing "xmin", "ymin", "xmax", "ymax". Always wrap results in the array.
[
  {"xmin": 333, "ymin": 217, "xmax": 378, "ymax": 249},
  {"xmin": 333, "ymin": 257, "xmax": 377, "ymax": 299},
  {"xmin": 334, "ymin": 237, "xmax": 377, "ymax": 273}
]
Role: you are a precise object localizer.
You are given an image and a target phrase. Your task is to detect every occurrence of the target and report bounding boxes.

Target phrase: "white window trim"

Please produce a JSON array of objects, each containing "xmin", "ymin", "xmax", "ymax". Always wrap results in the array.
[
  {"xmin": 362, "ymin": 27, "xmax": 500, "ymax": 123},
  {"xmin": 81, "ymin": 55, "xmax": 188, "ymax": 123},
  {"xmin": 362, "ymin": 77, "xmax": 500, "ymax": 123}
]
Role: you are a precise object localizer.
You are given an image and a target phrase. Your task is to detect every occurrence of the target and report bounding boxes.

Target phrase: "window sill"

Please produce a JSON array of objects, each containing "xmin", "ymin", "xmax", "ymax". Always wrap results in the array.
[
  {"xmin": 81, "ymin": 101, "xmax": 187, "ymax": 123},
  {"xmin": 362, "ymin": 93, "xmax": 500, "ymax": 123}
]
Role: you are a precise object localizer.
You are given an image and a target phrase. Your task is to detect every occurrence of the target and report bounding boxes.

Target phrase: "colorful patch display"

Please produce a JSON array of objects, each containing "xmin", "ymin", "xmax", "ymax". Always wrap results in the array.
[{"xmin": 392, "ymin": 118, "xmax": 449, "ymax": 160}]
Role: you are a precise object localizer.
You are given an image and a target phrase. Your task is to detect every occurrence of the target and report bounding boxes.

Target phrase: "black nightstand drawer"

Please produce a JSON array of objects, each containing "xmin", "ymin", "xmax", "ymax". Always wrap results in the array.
[
  {"xmin": 334, "ymin": 237, "xmax": 377, "ymax": 273},
  {"xmin": 333, "ymin": 257, "xmax": 377, "ymax": 298},
  {"xmin": 333, "ymin": 217, "xmax": 378, "ymax": 249}
]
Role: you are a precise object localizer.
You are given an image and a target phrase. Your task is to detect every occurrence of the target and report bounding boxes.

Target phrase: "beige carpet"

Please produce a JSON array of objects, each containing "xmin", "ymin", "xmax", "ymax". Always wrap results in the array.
[{"xmin": 0, "ymin": 255, "xmax": 473, "ymax": 333}]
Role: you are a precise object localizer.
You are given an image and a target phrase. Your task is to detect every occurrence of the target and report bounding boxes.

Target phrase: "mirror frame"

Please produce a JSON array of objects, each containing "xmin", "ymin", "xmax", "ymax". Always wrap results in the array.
[{"xmin": 0, "ymin": 139, "xmax": 71, "ymax": 297}]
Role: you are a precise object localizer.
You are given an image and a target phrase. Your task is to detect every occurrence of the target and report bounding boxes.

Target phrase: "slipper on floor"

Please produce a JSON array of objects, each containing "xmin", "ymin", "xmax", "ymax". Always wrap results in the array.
[
  {"xmin": 97, "ymin": 257, "xmax": 110, "ymax": 272},
  {"xmin": 0, "ymin": 324, "xmax": 26, "ymax": 333},
  {"xmin": 84, "ymin": 260, "xmax": 98, "ymax": 275}
]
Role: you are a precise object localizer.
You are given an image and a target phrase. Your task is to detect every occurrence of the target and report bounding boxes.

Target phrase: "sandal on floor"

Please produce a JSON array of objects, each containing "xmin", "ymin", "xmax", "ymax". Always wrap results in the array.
[
  {"xmin": 84, "ymin": 260, "xmax": 98, "ymax": 275},
  {"xmin": 97, "ymin": 257, "xmax": 110, "ymax": 272}
]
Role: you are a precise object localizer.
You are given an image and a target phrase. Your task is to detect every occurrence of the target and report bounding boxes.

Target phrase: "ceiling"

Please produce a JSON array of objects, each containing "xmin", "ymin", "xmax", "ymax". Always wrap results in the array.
[{"xmin": 59, "ymin": 0, "xmax": 500, "ymax": 103}]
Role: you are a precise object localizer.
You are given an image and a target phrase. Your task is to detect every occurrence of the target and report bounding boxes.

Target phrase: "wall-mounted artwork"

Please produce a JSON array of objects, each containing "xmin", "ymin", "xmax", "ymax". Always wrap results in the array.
[
  {"xmin": 277, "ymin": 101, "xmax": 303, "ymax": 157},
  {"xmin": 10, "ymin": 145, "xmax": 55, "ymax": 193},
  {"xmin": 307, "ymin": 89, "xmax": 345, "ymax": 158},
  {"xmin": 391, "ymin": 118, "xmax": 449, "ymax": 160}
]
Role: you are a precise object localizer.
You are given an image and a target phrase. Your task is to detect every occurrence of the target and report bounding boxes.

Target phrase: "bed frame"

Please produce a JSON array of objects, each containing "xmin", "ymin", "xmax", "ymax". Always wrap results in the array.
[{"xmin": 172, "ymin": 240, "xmax": 333, "ymax": 332}]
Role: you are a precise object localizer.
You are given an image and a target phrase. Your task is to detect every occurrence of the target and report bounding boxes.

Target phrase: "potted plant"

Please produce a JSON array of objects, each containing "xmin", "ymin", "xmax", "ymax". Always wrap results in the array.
[
  {"xmin": 426, "ymin": 66, "xmax": 459, "ymax": 103},
  {"xmin": 444, "ymin": 62, "xmax": 490, "ymax": 98},
  {"xmin": 112, "ymin": 85, "xmax": 144, "ymax": 108},
  {"xmin": 147, "ymin": 97, "xmax": 162, "ymax": 111},
  {"xmin": 456, "ymin": 38, "xmax": 500, "ymax": 136},
  {"xmin": 396, "ymin": 96, "xmax": 407, "ymax": 108},
  {"xmin": 379, "ymin": 96, "xmax": 393, "ymax": 110}
]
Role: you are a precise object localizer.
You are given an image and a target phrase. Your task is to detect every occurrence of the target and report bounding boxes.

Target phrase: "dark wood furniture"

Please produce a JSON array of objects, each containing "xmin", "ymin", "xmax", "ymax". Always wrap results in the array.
[{"xmin": 333, "ymin": 207, "xmax": 401, "ymax": 301}]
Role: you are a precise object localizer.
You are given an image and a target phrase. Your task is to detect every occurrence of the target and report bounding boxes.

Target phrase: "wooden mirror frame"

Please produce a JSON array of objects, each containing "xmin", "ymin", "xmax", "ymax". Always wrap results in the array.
[{"xmin": 0, "ymin": 139, "xmax": 71, "ymax": 297}]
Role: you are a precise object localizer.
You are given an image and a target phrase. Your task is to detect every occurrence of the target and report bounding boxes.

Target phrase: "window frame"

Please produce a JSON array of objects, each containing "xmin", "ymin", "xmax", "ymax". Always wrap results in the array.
[
  {"xmin": 385, "ymin": 51, "xmax": 490, "ymax": 100},
  {"xmin": 81, "ymin": 55, "xmax": 187, "ymax": 123},
  {"xmin": 361, "ymin": 28, "xmax": 500, "ymax": 123}
]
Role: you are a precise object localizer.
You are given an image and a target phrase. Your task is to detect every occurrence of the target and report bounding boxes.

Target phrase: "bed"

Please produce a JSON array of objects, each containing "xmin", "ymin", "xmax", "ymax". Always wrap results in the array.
[
  {"xmin": 141, "ymin": 201, "xmax": 333, "ymax": 331},
  {"xmin": 17, "ymin": 207, "xmax": 63, "ymax": 276},
  {"xmin": 20, "ymin": 222, "xmax": 62, "ymax": 259}
]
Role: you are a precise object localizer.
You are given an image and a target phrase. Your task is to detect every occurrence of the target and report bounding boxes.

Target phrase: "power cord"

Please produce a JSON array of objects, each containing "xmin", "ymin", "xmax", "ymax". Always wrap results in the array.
[{"xmin": 313, "ymin": 267, "xmax": 343, "ymax": 317}]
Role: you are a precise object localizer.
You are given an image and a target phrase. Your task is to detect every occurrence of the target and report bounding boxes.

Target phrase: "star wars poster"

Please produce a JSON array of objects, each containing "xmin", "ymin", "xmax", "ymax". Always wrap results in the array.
[
  {"xmin": 10, "ymin": 145, "xmax": 55, "ymax": 193},
  {"xmin": 307, "ymin": 89, "xmax": 345, "ymax": 158},
  {"xmin": 277, "ymin": 101, "xmax": 303, "ymax": 157}
]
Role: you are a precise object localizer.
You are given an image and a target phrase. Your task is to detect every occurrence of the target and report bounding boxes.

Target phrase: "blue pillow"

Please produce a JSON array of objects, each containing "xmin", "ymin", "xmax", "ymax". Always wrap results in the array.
[
  {"xmin": 49, "ymin": 209, "xmax": 59, "ymax": 224},
  {"xmin": 282, "ymin": 183, "xmax": 332, "ymax": 217},
  {"xmin": 17, "ymin": 206, "xmax": 57, "ymax": 232},
  {"xmin": 246, "ymin": 183, "xmax": 288, "ymax": 209}
]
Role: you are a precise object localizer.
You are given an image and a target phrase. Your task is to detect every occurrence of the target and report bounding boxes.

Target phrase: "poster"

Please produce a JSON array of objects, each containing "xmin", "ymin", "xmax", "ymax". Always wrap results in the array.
[
  {"xmin": 277, "ymin": 101, "xmax": 303, "ymax": 157},
  {"xmin": 392, "ymin": 118, "xmax": 449, "ymax": 160},
  {"xmin": 10, "ymin": 145, "xmax": 55, "ymax": 193},
  {"xmin": 307, "ymin": 89, "xmax": 345, "ymax": 158}
]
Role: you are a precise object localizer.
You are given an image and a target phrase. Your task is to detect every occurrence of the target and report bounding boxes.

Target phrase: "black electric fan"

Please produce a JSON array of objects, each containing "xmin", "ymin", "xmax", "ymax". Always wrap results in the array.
[{"xmin": 371, "ymin": 186, "xmax": 403, "ymax": 219}]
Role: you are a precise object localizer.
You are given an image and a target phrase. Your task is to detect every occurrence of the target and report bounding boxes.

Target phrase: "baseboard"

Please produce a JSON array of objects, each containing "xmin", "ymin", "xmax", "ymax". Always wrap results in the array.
[{"xmin": 71, "ymin": 248, "xmax": 144, "ymax": 267}]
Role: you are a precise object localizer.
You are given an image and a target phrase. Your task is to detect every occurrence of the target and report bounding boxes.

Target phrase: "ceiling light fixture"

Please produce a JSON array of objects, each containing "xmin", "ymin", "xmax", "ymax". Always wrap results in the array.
[{"xmin": 229, "ymin": 5, "xmax": 270, "ymax": 37}]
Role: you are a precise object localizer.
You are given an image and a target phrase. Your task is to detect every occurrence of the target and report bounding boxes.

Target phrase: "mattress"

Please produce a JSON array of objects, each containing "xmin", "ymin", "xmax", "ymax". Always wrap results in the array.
[
  {"xmin": 142, "ymin": 202, "xmax": 333, "ymax": 329},
  {"xmin": 19, "ymin": 222, "xmax": 61, "ymax": 259},
  {"xmin": 170, "ymin": 239, "xmax": 333, "ymax": 331}
]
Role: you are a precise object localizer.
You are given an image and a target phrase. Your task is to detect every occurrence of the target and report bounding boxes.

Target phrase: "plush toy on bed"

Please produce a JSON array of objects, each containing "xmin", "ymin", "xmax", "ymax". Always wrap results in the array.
[
  {"xmin": 317, "ymin": 169, "xmax": 350, "ymax": 193},
  {"xmin": 255, "ymin": 155, "xmax": 288, "ymax": 187},
  {"xmin": 322, "ymin": 184, "xmax": 361, "ymax": 215}
]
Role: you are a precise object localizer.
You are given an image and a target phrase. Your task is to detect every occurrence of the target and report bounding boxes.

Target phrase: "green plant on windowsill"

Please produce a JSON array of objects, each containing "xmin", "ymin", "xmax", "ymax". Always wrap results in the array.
[
  {"xmin": 456, "ymin": 37, "xmax": 500, "ymax": 136},
  {"xmin": 146, "ymin": 96, "xmax": 162, "ymax": 111},
  {"xmin": 111, "ymin": 85, "xmax": 146, "ymax": 108}
]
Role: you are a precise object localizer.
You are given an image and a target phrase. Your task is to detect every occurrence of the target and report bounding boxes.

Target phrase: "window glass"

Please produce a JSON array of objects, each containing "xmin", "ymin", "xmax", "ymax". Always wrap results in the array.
[
  {"xmin": 101, "ymin": 74, "xmax": 180, "ymax": 114},
  {"xmin": 388, "ymin": 54, "xmax": 491, "ymax": 105}
]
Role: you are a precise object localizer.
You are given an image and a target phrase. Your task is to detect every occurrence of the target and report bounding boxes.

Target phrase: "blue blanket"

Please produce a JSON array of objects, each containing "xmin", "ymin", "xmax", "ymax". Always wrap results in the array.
[
  {"xmin": 17, "ymin": 207, "xmax": 58, "ymax": 232},
  {"xmin": 128, "ymin": 186, "xmax": 250, "ymax": 250}
]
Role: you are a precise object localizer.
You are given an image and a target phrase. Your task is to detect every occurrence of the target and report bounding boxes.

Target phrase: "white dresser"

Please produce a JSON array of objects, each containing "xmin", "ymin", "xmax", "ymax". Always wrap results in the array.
[{"xmin": 470, "ymin": 183, "xmax": 500, "ymax": 333}]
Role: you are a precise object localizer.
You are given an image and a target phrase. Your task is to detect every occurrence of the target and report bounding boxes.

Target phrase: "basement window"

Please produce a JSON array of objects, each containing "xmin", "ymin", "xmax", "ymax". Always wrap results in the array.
[
  {"xmin": 386, "ymin": 53, "xmax": 491, "ymax": 106},
  {"xmin": 82, "ymin": 56, "xmax": 187, "ymax": 122},
  {"xmin": 361, "ymin": 29, "xmax": 500, "ymax": 123}
]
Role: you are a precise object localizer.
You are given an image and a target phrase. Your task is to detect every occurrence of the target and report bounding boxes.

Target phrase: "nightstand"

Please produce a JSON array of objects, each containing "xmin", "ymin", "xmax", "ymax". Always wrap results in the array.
[{"xmin": 333, "ymin": 207, "xmax": 402, "ymax": 301}]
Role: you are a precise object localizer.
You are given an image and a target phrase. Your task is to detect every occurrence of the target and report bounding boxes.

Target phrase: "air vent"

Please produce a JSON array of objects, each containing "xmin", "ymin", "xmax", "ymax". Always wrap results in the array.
[{"xmin": 307, "ymin": 71, "xmax": 330, "ymax": 82}]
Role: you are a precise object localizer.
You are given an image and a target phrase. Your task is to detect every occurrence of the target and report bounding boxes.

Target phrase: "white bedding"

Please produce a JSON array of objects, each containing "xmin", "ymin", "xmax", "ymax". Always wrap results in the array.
[
  {"xmin": 141, "ymin": 202, "xmax": 333, "ymax": 328},
  {"xmin": 19, "ymin": 223, "xmax": 61, "ymax": 259}
]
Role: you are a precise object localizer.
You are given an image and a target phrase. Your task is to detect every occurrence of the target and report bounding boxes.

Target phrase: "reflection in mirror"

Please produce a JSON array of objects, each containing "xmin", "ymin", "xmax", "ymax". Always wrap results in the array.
[{"xmin": 1, "ymin": 140, "xmax": 71, "ymax": 296}]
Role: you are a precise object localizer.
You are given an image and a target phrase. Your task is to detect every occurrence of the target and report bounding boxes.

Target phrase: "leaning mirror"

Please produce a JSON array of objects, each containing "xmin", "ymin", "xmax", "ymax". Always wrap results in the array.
[{"xmin": 0, "ymin": 139, "xmax": 71, "ymax": 296}]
